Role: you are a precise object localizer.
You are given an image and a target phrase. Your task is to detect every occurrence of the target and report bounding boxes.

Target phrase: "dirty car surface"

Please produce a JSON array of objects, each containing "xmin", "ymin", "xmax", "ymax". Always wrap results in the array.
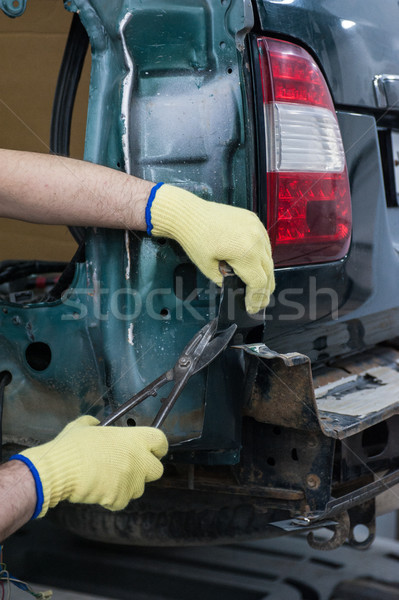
[{"xmin": 2, "ymin": 0, "xmax": 399, "ymax": 550}]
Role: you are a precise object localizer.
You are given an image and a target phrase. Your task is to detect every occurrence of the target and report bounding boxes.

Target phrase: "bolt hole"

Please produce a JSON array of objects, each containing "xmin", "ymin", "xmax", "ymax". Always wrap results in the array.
[
  {"xmin": 353, "ymin": 524, "xmax": 370, "ymax": 543},
  {"xmin": 160, "ymin": 308, "xmax": 170, "ymax": 318},
  {"xmin": 25, "ymin": 342, "xmax": 52, "ymax": 371},
  {"xmin": 291, "ymin": 448, "xmax": 299, "ymax": 461},
  {"xmin": 0, "ymin": 371, "xmax": 12, "ymax": 386},
  {"xmin": 220, "ymin": 41, "xmax": 226, "ymax": 49},
  {"xmin": 227, "ymin": 67, "xmax": 233, "ymax": 74},
  {"xmin": 126, "ymin": 418, "xmax": 136, "ymax": 427},
  {"xmin": 267, "ymin": 457, "xmax": 275, "ymax": 466},
  {"xmin": 273, "ymin": 426, "xmax": 282, "ymax": 435},
  {"xmin": 117, "ymin": 162, "xmax": 121, "ymax": 168}
]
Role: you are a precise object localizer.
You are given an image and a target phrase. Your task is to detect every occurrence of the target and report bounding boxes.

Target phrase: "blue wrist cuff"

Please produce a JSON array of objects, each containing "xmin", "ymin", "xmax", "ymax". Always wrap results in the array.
[
  {"xmin": 145, "ymin": 182, "xmax": 164, "ymax": 236},
  {"xmin": 9, "ymin": 454, "xmax": 44, "ymax": 519}
]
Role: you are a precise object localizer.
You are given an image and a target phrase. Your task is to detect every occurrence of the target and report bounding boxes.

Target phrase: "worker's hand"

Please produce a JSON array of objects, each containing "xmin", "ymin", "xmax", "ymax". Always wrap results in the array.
[
  {"xmin": 10, "ymin": 416, "xmax": 168, "ymax": 518},
  {"xmin": 146, "ymin": 184, "xmax": 275, "ymax": 314}
]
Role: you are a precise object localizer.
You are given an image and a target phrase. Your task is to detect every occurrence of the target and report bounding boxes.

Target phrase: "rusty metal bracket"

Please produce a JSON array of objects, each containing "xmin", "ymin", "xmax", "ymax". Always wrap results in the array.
[
  {"xmin": 239, "ymin": 343, "xmax": 399, "ymax": 439},
  {"xmin": 348, "ymin": 499, "xmax": 376, "ymax": 550},
  {"xmin": 315, "ymin": 468, "xmax": 399, "ymax": 524},
  {"xmin": 307, "ymin": 511, "xmax": 351, "ymax": 551},
  {"xmin": 239, "ymin": 343, "xmax": 324, "ymax": 432},
  {"xmin": 272, "ymin": 468, "xmax": 399, "ymax": 541}
]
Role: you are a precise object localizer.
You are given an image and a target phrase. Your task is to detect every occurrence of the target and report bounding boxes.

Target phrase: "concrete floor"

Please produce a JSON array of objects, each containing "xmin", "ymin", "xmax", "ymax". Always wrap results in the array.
[{"xmin": 3, "ymin": 517, "xmax": 399, "ymax": 600}]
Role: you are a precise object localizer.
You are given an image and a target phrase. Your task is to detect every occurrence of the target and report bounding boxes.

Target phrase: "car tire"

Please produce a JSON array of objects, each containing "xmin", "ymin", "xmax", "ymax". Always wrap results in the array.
[{"xmin": 50, "ymin": 486, "xmax": 284, "ymax": 546}]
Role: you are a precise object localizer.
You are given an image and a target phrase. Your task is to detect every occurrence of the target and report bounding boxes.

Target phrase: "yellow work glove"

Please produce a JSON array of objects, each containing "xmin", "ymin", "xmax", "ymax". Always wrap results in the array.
[
  {"xmin": 146, "ymin": 184, "xmax": 275, "ymax": 314},
  {"xmin": 9, "ymin": 416, "xmax": 168, "ymax": 518}
]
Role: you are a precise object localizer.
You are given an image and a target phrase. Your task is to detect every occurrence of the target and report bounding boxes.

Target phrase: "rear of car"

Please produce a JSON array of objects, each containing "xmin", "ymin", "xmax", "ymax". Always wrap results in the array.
[{"xmin": 2, "ymin": 0, "xmax": 399, "ymax": 550}]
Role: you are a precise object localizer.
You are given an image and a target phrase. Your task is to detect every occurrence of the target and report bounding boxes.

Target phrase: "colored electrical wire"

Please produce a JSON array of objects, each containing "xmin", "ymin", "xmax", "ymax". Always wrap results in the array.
[{"xmin": 0, "ymin": 547, "xmax": 52, "ymax": 599}]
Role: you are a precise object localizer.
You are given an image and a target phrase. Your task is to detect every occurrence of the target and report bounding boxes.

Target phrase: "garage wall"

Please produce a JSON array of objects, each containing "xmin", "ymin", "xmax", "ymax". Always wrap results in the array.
[{"xmin": 0, "ymin": 0, "xmax": 90, "ymax": 260}]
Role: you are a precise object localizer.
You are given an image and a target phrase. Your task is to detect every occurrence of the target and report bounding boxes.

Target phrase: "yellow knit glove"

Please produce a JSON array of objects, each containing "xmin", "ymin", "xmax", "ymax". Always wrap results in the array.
[
  {"xmin": 147, "ymin": 184, "xmax": 275, "ymax": 314},
  {"xmin": 10, "ymin": 416, "xmax": 168, "ymax": 518}
]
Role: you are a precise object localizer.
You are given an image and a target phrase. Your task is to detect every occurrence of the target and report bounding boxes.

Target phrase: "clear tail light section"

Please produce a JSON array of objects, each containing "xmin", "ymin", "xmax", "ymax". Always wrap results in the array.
[{"xmin": 257, "ymin": 37, "xmax": 352, "ymax": 267}]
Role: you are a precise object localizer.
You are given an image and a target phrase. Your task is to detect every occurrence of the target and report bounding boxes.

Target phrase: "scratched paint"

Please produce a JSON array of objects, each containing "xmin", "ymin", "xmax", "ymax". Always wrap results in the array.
[
  {"xmin": 128, "ymin": 322, "xmax": 134, "ymax": 346},
  {"xmin": 317, "ymin": 366, "xmax": 399, "ymax": 418},
  {"xmin": 120, "ymin": 12, "xmax": 134, "ymax": 280},
  {"xmin": 124, "ymin": 230, "xmax": 131, "ymax": 281}
]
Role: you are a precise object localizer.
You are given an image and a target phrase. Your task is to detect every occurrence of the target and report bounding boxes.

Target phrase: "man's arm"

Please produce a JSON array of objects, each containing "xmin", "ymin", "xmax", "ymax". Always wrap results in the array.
[
  {"xmin": 0, "ymin": 417, "xmax": 168, "ymax": 541},
  {"xmin": 0, "ymin": 148, "xmax": 275, "ymax": 313},
  {"xmin": 0, "ymin": 149, "xmax": 151, "ymax": 230},
  {"xmin": 0, "ymin": 460, "xmax": 36, "ymax": 541}
]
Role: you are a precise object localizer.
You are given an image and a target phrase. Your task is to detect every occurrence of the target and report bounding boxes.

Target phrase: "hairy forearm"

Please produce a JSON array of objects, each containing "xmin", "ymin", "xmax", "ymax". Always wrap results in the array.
[
  {"xmin": 0, "ymin": 461, "xmax": 36, "ymax": 541},
  {"xmin": 0, "ymin": 149, "xmax": 153, "ymax": 230}
]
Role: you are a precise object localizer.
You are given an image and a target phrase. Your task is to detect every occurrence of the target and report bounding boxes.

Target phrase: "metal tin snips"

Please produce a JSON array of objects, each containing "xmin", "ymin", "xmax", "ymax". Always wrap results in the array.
[{"xmin": 100, "ymin": 317, "xmax": 237, "ymax": 428}]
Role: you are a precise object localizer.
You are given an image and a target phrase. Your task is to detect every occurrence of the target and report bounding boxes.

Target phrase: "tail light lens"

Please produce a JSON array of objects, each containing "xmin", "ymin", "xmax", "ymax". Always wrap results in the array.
[{"xmin": 257, "ymin": 37, "xmax": 352, "ymax": 267}]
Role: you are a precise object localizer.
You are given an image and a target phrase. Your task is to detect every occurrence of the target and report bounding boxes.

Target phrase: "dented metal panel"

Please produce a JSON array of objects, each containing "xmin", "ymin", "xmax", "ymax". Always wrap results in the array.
[
  {"xmin": 0, "ymin": 0, "xmax": 254, "ymax": 456},
  {"xmin": 67, "ymin": 0, "xmax": 253, "ymax": 453}
]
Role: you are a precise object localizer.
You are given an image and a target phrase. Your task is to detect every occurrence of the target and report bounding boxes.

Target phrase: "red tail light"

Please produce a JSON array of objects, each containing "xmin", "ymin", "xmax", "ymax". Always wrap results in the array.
[{"xmin": 257, "ymin": 37, "xmax": 352, "ymax": 267}]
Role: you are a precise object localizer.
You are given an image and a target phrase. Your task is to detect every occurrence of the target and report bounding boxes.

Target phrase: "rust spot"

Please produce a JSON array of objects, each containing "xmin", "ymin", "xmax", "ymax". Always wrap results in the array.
[
  {"xmin": 154, "ymin": 407, "xmax": 205, "ymax": 444},
  {"xmin": 244, "ymin": 357, "xmax": 320, "ymax": 432},
  {"xmin": 306, "ymin": 474, "xmax": 321, "ymax": 489},
  {"xmin": 25, "ymin": 322, "xmax": 35, "ymax": 342}
]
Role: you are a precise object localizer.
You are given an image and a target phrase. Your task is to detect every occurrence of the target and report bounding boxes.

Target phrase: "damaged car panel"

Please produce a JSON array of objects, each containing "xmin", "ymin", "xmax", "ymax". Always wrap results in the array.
[{"xmin": 2, "ymin": 0, "xmax": 399, "ymax": 550}]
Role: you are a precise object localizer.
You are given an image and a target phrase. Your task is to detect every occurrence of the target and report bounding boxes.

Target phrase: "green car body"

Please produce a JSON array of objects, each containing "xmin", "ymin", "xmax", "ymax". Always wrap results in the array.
[{"xmin": 2, "ymin": 0, "xmax": 399, "ymax": 547}]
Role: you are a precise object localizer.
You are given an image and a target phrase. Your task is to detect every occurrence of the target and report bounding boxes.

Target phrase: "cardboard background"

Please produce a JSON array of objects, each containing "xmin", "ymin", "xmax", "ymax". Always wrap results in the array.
[{"xmin": 0, "ymin": 0, "xmax": 91, "ymax": 260}]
